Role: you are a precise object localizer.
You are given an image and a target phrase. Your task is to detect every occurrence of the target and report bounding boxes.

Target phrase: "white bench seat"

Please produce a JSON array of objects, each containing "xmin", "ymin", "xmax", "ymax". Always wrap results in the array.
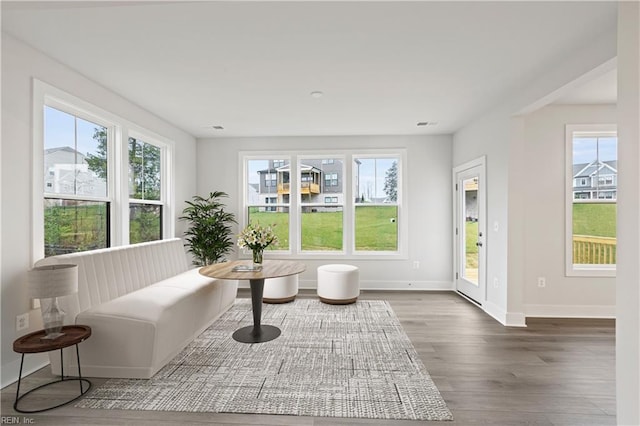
[{"xmin": 35, "ymin": 238, "xmax": 237, "ymax": 379}]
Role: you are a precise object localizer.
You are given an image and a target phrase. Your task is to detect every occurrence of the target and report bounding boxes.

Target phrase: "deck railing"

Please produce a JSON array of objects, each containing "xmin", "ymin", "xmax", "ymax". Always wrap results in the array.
[{"xmin": 573, "ymin": 235, "xmax": 617, "ymax": 264}]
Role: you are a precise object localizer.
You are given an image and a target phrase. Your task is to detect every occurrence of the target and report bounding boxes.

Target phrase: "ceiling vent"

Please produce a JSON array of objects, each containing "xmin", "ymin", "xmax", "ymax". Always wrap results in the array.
[{"xmin": 417, "ymin": 121, "xmax": 438, "ymax": 127}]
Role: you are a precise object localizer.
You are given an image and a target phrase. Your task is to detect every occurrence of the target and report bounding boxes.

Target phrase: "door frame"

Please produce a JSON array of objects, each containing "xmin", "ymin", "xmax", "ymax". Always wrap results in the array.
[{"xmin": 452, "ymin": 156, "xmax": 487, "ymax": 305}]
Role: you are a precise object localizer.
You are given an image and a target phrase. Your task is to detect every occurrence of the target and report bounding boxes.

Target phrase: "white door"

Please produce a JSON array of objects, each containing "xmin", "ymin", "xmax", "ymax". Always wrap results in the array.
[{"xmin": 454, "ymin": 160, "xmax": 486, "ymax": 305}]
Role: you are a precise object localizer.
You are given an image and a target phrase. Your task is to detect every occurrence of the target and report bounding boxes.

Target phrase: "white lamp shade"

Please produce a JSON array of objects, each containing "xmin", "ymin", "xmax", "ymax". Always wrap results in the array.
[{"xmin": 28, "ymin": 264, "xmax": 78, "ymax": 299}]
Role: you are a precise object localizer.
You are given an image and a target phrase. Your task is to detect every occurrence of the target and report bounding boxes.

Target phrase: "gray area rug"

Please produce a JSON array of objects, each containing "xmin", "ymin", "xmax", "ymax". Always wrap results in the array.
[{"xmin": 77, "ymin": 299, "xmax": 453, "ymax": 421}]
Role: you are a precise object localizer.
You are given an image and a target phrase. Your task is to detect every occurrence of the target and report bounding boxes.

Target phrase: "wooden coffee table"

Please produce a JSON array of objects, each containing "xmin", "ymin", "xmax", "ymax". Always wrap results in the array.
[
  {"xmin": 13, "ymin": 325, "xmax": 92, "ymax": 413},
  {"xmin": 200, "ymin": 260, "xmax": 305, "ymax": 343}
]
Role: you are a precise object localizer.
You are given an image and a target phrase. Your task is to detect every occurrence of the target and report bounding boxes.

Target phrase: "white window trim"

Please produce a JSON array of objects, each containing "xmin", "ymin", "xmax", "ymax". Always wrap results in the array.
[
  {"xmin": 33, "ymin": 79, "xmax": 175, "ymax": 262},
  {"xmin": 239, "ymin": 149, "xmax": 407, "ymax": 260},
  {"xmin": 126, "ymin": 130, "xmax": 173, "ymax": 242},
  {"xmin": 565, "ymin": 124, "xmax": 617, "ymax": 277}
]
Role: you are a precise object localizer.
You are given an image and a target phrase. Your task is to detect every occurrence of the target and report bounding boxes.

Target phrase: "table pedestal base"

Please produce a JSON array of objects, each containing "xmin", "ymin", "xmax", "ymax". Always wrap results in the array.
[{"xmin": 232, "ymin": 324, "xmax": 281, "ymax": 343}]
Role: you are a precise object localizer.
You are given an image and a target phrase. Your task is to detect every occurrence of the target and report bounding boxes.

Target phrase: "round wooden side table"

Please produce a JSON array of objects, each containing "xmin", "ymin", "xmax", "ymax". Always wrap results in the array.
[{"xmin": 12, "ymin": 325, "xmax": 92, "ymax": 413}]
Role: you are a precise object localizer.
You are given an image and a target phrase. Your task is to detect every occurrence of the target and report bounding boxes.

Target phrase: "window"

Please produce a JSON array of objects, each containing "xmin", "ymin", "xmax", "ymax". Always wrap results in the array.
[
  {"xmin": 245, "ymin": 157, "xmax": 290, "ymax": 250},
  {"xmin": 353, "ymin": 156, "xmax": 399, "ymax": 252},
  {"xmin": 35, "ymin": 80, "xmax": 174, "ymax": 258},
  {"xmin": 241, "ymin": 150, "xmax": 405, "ymax": 258},
  {"xmin": 324, "ymin": 172, "xmax": 338, "ymax": 187},
  {"xmin": 264, "ymin": 173, "xmax": 277, "ymax": 188},
  {"xmin": 300, "ymin": 157, "xmax": 344, "ymax": 252},
  {"xmin": 566, "ymin": 125, "xmax": 617, "ymax": 276},
  {"xmin": 43, "ymin": 105, "xmax": 111, "ymax": 256},
  {"xmin": 129, "ymin": 137, "xmax": 163, "ymax": 244}
]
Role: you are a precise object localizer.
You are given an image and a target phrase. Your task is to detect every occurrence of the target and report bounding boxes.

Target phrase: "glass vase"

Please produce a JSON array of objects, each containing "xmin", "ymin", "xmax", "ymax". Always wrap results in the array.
[{"xmin": 252, "ymin": 249, "xmax": 263, "ymax": 266}]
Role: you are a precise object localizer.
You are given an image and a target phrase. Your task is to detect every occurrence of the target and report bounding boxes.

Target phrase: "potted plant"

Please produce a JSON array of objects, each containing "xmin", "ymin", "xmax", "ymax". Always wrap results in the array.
[{"xmin": 179, "ymin": 191, "xmax": 237, "ymax": 266}]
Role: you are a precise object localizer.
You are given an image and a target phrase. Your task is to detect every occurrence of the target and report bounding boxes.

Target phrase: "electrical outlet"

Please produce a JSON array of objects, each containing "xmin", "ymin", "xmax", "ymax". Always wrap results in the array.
[
  {"xmin": 493, "ymin": 277, "xmax": 499, "ymax": 288},
  {"xmin": 16, "ymin": 313, "xmax": 29, "ymax": 331},
  {"xmin": 537, "ymin": 277, "xmax": 546, "ymax": 288},
  {"xmin": 412, "ymin": 261, "xmax": 420, "ymax": 270}
]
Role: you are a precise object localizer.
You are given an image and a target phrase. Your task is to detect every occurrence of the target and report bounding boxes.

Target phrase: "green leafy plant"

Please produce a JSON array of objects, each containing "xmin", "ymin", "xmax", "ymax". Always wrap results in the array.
[{"xmin": 180, "ymin": 191, "xmax": 237, "ymax": 266}]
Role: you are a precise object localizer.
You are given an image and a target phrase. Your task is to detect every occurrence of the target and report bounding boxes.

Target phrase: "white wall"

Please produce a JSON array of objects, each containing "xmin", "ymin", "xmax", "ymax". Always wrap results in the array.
[
  {"xmin": 616, "ymin": 2, "xmax": 640, "ymax": 423},
  {"xmin": 452, "ymin": 106, "xmax": 512, "ymax": 323},
  {"xmin": 522, "ymin": 104, "xmax": 617, "ymax": 317},
  {"xmin": 196, "ymin": 135, "xmax": 453, "ymax": 290},
  {"xmin": 0, "ymin": 34, "xmax": 198, "ymax": 387},
  {"xmin": 452, "ymin": 27, "xmax": 616, "ymax": 326}
]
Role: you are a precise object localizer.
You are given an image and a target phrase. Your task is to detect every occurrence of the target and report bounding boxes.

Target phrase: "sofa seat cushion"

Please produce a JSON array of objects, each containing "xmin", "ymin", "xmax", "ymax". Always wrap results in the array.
[
  {"xmin": 152, "ymin": 267, "xmax": 222, "ymax": 291},
  {"xmin": 79, "ymin": 285, "xmax": 192, "ymax": 324},
  {"xmin": 75, "ymin": 270, "xmax": 226, "ymax": 376}
]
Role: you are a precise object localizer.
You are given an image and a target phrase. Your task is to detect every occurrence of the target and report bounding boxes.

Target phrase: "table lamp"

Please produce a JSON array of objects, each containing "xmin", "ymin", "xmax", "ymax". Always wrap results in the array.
[{"xmin": 28, "ymin": 264, "xmax": 78, "ymax": 340}]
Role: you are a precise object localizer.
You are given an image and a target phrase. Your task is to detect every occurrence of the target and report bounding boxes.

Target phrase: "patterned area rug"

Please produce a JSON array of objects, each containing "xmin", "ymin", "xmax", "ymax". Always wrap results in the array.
[{"xmin": 77, "ymin": 299, "xmax": 453, "ymax": 421}]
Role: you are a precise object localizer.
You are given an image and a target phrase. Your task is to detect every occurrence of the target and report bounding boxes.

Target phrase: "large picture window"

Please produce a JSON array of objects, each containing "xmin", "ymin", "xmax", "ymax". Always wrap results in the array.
[
  {"xmin": 241, "ymin": 151, "xmax": 404, "ymax": 258},
  {"xmin": 566, "ymin": 125, "xmax": 617, "ymax": 276},
  {"xmin": 36, "ymin": 80, "xmax": 173, "ymax": 258}
]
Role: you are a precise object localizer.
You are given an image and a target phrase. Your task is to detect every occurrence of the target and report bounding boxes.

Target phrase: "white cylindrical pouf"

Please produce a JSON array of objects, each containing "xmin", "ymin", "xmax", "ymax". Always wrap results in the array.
[
  {"xmin": 317, "ymin": 264, "xmax": 360, "ymax": 304},
  {"xmin": 263, "ymin": 275, "xmax": 299, "ymax": 304}
]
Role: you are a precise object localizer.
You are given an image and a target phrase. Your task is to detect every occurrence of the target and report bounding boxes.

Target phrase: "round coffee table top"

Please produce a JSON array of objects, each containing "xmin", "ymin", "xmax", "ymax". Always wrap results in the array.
[
  {"xmin": 200, "ymin": 259, "xmax": 305, "ymax": 281},
  {"xmin": 13, "ymin": 325, "xmax": 91, "ymax": 354}
]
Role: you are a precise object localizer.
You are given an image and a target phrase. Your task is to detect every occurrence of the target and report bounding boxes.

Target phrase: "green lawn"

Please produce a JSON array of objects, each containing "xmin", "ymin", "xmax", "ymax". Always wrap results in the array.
[
  {"xmin": 465, "ymin": 220, "xmax": 478, "ymax": 268},
  {"xmin": 573, "ymin": 203, "xmax": 616, "ymax": 237},
  {"xmin": 249, "ymin": 205, "xmax": 398, "ymax": 251}
]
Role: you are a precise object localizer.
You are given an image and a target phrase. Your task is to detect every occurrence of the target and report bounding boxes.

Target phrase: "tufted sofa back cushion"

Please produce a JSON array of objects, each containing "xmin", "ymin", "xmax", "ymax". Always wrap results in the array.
[{"xmin": 35, "ymin": 238, "xmax": 190, "ymax": 324}]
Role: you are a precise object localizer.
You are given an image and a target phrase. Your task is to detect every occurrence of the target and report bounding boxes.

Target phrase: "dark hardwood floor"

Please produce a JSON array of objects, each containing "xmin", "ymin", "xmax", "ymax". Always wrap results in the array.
[{"xmin": 1, "ymin": 290, "xmax": 616, "ymax": 425}]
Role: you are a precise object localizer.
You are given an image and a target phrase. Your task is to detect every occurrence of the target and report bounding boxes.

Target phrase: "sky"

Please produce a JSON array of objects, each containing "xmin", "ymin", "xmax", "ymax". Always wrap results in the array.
[
  {"xmin": 573, "ymin": 136, "xmax": 617, "ymax": 164},
  {"xmin": 44, "ymin": 106, "xmax": 104, "ymax": 157}
]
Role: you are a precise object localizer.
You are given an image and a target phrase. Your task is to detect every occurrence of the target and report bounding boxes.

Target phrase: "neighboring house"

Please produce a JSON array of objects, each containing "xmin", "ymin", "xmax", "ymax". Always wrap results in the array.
[
  {"xmin": 572, "ymin": 160, "xmax": 617, "ymax": 200},
  {"xmin": 256, "ymin": 159, "xmax": 344, "ymax": 211},
  {"xmin": 464, "ymin": 178, "xmax": 478, "ymax": 221},
  {"xmin": 44, "ymin": 146, "xmax": 106, "ymax": 197}
]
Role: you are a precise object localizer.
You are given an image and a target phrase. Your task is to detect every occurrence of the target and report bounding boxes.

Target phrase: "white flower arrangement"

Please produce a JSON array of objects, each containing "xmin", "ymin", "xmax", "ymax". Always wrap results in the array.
[{"xmin": 237, "ymin": 222, "xmax": 279, "ymax": 252}]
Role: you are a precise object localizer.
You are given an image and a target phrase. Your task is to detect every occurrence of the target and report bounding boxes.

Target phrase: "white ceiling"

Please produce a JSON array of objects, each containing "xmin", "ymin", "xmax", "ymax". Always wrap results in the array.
[{"xmin": 2, "ymin": 1, "xmax": 618, "ymax": 138}]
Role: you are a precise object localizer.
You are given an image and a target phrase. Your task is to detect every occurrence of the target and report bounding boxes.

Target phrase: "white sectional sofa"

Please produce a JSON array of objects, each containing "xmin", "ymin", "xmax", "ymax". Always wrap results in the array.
[{"xmin": 34, "ymin": 238, "xmax": 238, "ymax": 379}]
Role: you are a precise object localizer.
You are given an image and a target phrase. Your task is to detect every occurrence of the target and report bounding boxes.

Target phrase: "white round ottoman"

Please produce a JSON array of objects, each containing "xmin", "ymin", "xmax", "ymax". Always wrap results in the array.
[
  {"xmin": 317, "ymin": 264, "xmax": 360, "ymax": 304},
  {"xmin": 263, "ymin": 275, "xmax": 298, "ymax": 304}
]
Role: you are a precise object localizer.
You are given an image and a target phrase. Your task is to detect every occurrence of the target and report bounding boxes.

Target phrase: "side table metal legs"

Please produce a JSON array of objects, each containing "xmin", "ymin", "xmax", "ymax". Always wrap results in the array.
[
  {"xmin": 14, "ymin": 344, "xmax": 92, "ymax": 413},
  {"xmin": 232, "ymin": 278, "xmax": 281, "ymax": 343}
]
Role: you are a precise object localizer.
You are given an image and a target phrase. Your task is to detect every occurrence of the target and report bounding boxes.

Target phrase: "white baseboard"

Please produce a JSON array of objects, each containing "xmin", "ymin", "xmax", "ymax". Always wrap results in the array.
[
  {"xmin": 525, "ymin": 304, "xmax": 615, "ymax": 318},
  {"xmin": 1, "ymin": 353, "xmax": 49, "ymax": 389},
  {"xmin": 238, "ymin": 280, "xmax": 455, "ymax": 291},
  {"xmin": 483, "ymin": 300, "xmax": 526, "ymax": 327}
]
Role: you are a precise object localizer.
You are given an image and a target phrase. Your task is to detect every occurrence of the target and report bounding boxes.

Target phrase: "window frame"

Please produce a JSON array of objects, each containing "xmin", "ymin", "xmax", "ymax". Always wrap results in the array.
[
  {"xmin": 298, "ymin": 155, "xmax": 346, "ymax": 254},
  {"xmin": 352, "ymin": 153, "xmax": 402, "ymax": 254},
  {"xmin": 127, "ymin": 131, "xmax": 169, "ymax": 244},
  {"xmin": 239, "ymin": 149, "xmax": 407, "ymax": 260},
  {"xmin": 242, "ymin": 154, "xmax": 293, "ymax": 254},
  {"xmin": 33, "ymin": 79, "xmax": 174, "ymax": 261},
  {"xmin": 565, "ymin": 124, "xmax": 617, "ymax": 277}
]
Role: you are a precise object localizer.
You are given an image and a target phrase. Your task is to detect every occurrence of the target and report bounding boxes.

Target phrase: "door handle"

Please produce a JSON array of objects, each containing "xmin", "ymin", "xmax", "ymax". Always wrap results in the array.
[{"xmin": 476, "ymin": 242, "xmax": 483, "ymax": 247}]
